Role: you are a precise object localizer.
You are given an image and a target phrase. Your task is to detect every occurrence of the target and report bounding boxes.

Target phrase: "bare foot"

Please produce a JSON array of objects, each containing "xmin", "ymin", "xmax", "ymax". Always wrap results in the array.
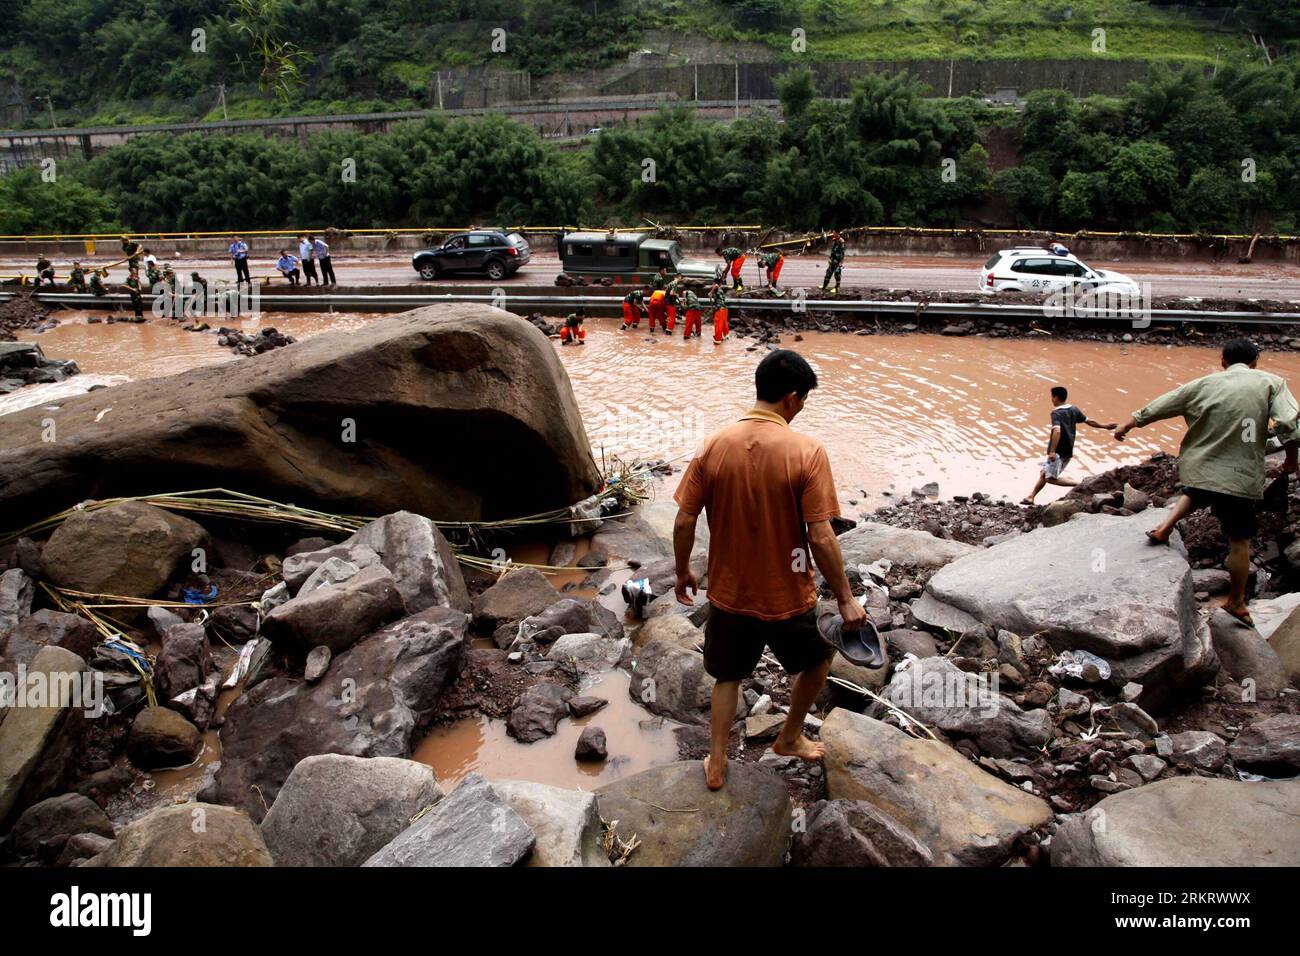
[
  {"xmin": 772, "ymin": 735, "xmax": 825, "ymax": 762},
  {"xmin": 1214, "ymin": 599, "xmax": 1254, "ymax": 626},
  {"xmin": 703, "ymin": 754, "xmax": 727, "ymax": 791}
]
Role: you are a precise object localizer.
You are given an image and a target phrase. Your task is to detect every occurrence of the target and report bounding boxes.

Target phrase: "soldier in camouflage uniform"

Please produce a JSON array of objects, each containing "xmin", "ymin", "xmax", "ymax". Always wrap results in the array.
[
  {"xmin": 68, "ymin": 261, "xmax": 87, "ymax": 293},
  {"xmin": 821, "ymin": 230, "xmax": 845, "ymax": 292},
  {"xmin": 89, "ymin": 268, "xmax": 108, "ymax": 297},
  {"xmin": 715, "ymin": 245, "xmax": 746, "ymax": 290},
  {"xmin": 123, "ymin": 268, "xmax": 145, "ymax": 321},
  {"xmin": 709, "ymin": 282, "xmax": 730, "ymax": 343},
  {"xmin": 681, "ymin": 286, "xmax": 703, "ymax": 338}
]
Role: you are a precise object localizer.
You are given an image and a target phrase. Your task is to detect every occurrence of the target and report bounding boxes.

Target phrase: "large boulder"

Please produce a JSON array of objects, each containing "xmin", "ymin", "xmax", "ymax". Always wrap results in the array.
[
  {"xmin": 508, "ymin": 596, "xmax": 625, "ymax": 650},
  {"xmin": 83, "ymin": 803, "xmax": 272, "ymax": 867},
  {"xmin": 12, "ymin": 792, "xmax": 114, "ymax": 858},
  {"xmin": 0, "ymin": 609, "xmax": 98, "ymax": 667},
  {"xmin": 1208, "ymin": 609, "xmax": 1288, "ymax": 699},
  {"xmin": 263, "ymin": 564, "xmax": 407, "ymax": 654},
  {"xmin": 918, "ymin": 510, "xmax": 1216, "ymax": 711},
  {"xmin": 821, "ymin": 709, "xmax": 1052, "ymax": 867},
  {"xmin": 628, "ymin": 635, "xmax": 713, "ymax": 725},
  {"xmin": 343, "ymin": 512, "xmax": 470, "ymax": 613},
  {"xmin": 1264, "ymin": 604, "xmax": 1300, "ymax": 685},
  {"xmin": 154, "ymin": 622, "xmax": 212, "ymax": 705},
  {"xmin": 127, "ymin": 706, "xmax": 202, "ymax": 770},
  {"xmin": 212, "ymin": 606, "xmax": 466, "ymax": 821},
  {"xmin": 472, "ymin": 568, "xmax": 559, "ymax": 635},
  {"xmin": 493, "ymin": 779, "xmax": 610, "ymax": 867},
  {"xmin": 594, "ymin": 761, "xmax": 791, "ymax": 866},
  {"xmin": 0, "ymin": 645, "xmax": 88, "ymax": 823},
  {"xmin": 589, "ymin": 513, "xmax": 672, "ymax": 567},
  {"xmin": 1052, "ymin": 777, "xmax": 1300, "ymax": 866},
  {"xmin": 837, "ymin": 522, "xmax": 978, "ymax": 569},
  {"xmin": 884, "ymin": 657, "xmax": 1053, "ymax": 758},
  {"xmin": 0, "ymin": 307, "xmax": 600, "ymax": 522},
  {"xmin": 1227, "ymin": 714, "xmax": 1300, "ymax": 777},
  {"xmin": 364, "ymin": 773, "xmax": 535, "ymax": 867},
  {"xmin": 260, "ymin": 754, "xmax": 444, "ymax": 867},
  {"xmin": 633, "ymin": 614, "xmax": 704, "ymax": 651},
  {"xmin": 281, "ymin": 542, "xmax": 380, "ymax": 593},
  {"xmin": 789, "ymin": 799, "xmax": 933, "ymax": 867},
  {"xmin": 40, "ymin": 501, "xmax": 209, "ymax": 598}
]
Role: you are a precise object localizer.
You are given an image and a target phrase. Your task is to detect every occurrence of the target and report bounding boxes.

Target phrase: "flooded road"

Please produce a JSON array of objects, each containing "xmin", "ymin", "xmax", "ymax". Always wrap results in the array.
[
  {"xmin": 5, "ymin": 251, "xmax": 1299, "ymax": 299},
  {"xmin": 16, "ymin": 311, "xmax": 1300, "ymax": 506}
]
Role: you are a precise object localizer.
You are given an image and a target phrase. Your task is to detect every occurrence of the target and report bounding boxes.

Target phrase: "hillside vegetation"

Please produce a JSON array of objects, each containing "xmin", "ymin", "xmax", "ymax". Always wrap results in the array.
[{"xmin": 0, "ymin": 0, "xmax": 1294, "ymax": 126}]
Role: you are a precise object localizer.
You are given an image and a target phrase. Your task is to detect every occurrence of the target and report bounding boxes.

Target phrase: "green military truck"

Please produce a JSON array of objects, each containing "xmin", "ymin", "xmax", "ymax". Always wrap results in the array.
[{"xmin": 558, "ymin": 231, "xmax": 717, "ymax": 285}]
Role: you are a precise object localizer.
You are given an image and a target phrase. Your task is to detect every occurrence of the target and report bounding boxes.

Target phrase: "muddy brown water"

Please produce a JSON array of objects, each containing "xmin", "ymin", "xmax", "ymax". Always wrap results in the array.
[
  {"xmin": 17, "ymin": 311, "xmax": 1300, "ymax": 509},
  {"xmin": 15, "ymin": 310, "xmax": 1300, "ymax": 795}
]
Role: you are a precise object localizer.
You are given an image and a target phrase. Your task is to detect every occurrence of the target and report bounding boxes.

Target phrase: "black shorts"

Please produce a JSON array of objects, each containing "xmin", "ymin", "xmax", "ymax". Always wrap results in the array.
[
  {"xmin": 1183, "ymin": 486, "xmax": 1257, "ymax": 541},
  {"xmin": 703, "ymin": 605, "xmax": 833, "ymax": 682}
]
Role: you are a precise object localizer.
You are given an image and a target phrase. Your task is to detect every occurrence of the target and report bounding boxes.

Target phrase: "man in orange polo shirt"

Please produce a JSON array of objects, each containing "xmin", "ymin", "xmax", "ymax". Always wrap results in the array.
[{"xmin": 673, "ymin": 349, "xmax": 865, "ymax": 790}]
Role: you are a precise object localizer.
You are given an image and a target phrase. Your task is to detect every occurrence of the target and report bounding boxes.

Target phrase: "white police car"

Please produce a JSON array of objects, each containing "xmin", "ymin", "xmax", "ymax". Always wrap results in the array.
[{"xmin": 978, "ymin": 248, "xmax": 1140, "ymax": 296}]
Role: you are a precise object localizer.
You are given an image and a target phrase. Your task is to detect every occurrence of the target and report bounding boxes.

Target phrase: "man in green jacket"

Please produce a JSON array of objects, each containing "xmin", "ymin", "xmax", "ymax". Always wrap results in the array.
[{"xmin": 1116, "ymin": 338, "xmax": 1300, "ymax": 625}]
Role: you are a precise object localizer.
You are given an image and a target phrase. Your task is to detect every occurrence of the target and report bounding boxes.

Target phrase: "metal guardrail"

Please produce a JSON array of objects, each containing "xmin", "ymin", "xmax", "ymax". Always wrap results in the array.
[{"xmin": 7, "ymin": 290, "xmax": 1300, "ymax": 324}]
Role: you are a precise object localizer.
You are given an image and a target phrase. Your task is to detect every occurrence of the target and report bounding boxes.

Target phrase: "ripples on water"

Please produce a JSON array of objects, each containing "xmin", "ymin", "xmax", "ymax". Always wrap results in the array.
[{"xmin": 16, "ymin": 313, "xmax": 1296, "ymax": 508}]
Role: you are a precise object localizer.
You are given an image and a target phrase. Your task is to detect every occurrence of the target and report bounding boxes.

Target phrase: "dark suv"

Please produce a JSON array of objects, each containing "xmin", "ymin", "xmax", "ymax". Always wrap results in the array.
[{"xmin": 412, "ymin": 230, "xmax": 531, "ymax": 280}]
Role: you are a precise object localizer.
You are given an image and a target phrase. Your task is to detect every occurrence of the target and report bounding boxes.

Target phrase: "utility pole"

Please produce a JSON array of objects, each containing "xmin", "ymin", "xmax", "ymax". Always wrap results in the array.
[
  {"xmin": 40, "ymin": 95, "xmax": 56, "ymax": 129},
  {"xmin": 694, "ymin": 61, "xmax": 698, "ymax": 102},
  {"xmin": 218, "ymin": 83, "xmax": 229, "ymax": 120},
  {"xmin": 734, "ymin": 56, "xmax": 739, "ymax": 120}
]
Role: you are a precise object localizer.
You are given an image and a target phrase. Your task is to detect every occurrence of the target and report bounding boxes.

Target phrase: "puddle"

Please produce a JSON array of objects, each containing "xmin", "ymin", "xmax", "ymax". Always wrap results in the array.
[{"xmin": 412, "ymin": 669, "xmax": 681, "ymax": 790}]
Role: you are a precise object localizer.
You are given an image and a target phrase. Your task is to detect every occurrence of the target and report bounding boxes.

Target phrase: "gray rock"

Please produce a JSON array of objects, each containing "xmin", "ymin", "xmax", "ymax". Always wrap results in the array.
[
  {"xmin": 508, "ymin": 596, "xmax": 624, "ymax": 651},
  {"xmin": 1227, "ymin": 714, "xmax": 1300, "ymax": 776},
  {"xmin": 263, "ymin": 564, "xmax": 406, "ymax": 654},
  {"xmin": 1191, "ymin": 568, "xmax": 1231, "ymax": 596},
  {"xmin": 1055, "ymin": 688, "xmax": 1091, "ymax": 719},
  {"xmin": 567, "ymin": 696, "xmax": 608, "ymax": 717},
  {"xmin": 0, "ymin": 568, "xmax": 34, "ymax": 640},
  {"xmin": 213, "ymin": 606, "xmax": 466, "ymax": 821},
  {"xmin": 260, "ymin": 754, "xmax": 443, "ymax": 867},
  {"xmin": 1264, "ymin": 603, "xmax": 1300, "ymax": 685},
  {"xmin": 837, "ymin": 521, "xmax": 977, "ymax": 569},
  {"xmin": 544, "ymin": 632, "xmax": 630, "ymax": 672},
  {"xmin": 12, "ymin": 792, "xmax": 114, "ymax": 857},
  {"xmin": 589, "ymin": 513, "xmax": 671, "ymax": 568},
  {"xmin": 343, "ymin": 511, "xmax": 471, "ymax": 613},
  {"xmin": 1052, "ymin": 777, "xmax": 1300, "ymax": 866},
  {"xmin": 632, "ymin": 614, "xmax": 704, "ymax": 651},
  {"xmin": 363, "ymin": 773, "xmax": 534, "ymax": 867},
  {"xmin": 41, "ymin": 501, "xmax": 209, "ymax": 599},
  {"xmin": 575, "ymin": 725, "xmax": 608, "ymax": 761},
  {"xmin": 1041, "ymin": 499, "xmax": 1085, "ymax": 527},
  {"xmin": 1124, "ymin": 753, "xmax": 1168, "ymax": 782},
  {"xmin": 887, "ymin": 628, "xmax": 940, "ymax": 659},
  {"xmin": 628, "ymin": 635, "xmax": 713, "ymax": 725},
  {"xmin": 83, "ymin": 803, "xmax": 272, "ymax": 867},
  {"xmin": 1108, "ymin": 702, "xmax": 1160, "ymax": 741},
  {"xmin": 282, "ymin": 543, "xmax": 381, "ymax": 594},
  {"xmin": 790, "ymin": 799, "xmax": 934, "ymax": 867},
  {"xmin": 299, "ymin": 556, "xmax": 362, "ymax": 595},
  {"xmin": 744, "ymin": 714, "xmax": 785, "ymax": 742},
  {"xmin": 493, "ymin": 779, "xmax": 610, "ymax": 867},
  {"xmin": 920, "ymin": 510, "xmax": 1216, "ymax": 710},
  {"xmin": 304, "ymin": 645, "xmax": 332, "ymax": 682},
  {"xmin": 155, "ymin": 622, "xmax": 212, "ymax": 707},
  {"xmin": 1168, "ymin": 730, "xmax": 1228, "ymax": 772},
  {"xmin": 1208, "ymin": 609, "xmax": 1287, "ymax": 699},
  {"xmin": 821, "ymin": 709, "xmax": 1052, "ymax": 866},
  {"xmin": 594, "ymin": 761, "xmax": 791, "ymax": 866},
  {"xmin": 884, "ymin": 657, "xmax": 1053, "ymax": 758},
  {"xmin": 127, "ymin": 706, "xmax": 202, "ymax": 770},
  {"xmin": 0, "ymin": 609, "xmax": 98, "ymax": 666},
  {"xmin": 56, "ymin": 832, "xmax": 114, "ymax": 866},
  {"xmin": 0, "ymin": 646, "xmax": 89, "ymax": 822},
  {"xmin": 472, "ymin": 567, "xmax": 559, "ymax": 635},
  {"xmin": 507, "ymin": 682, "xmax": 573, "ymax": 742},
  {"xmin": 1121, "ymin": 483, "xmax": 1150, "ymax": 513}
]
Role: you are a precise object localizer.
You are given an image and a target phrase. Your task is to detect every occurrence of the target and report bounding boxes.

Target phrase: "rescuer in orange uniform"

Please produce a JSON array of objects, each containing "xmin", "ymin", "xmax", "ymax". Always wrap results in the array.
[
  {"xmin": 682, "ymin": 286, "xmax": 703, "ymax": 338},
  {"xmin": 716, "ymin": 245, "xmax": 746, "ymax": 291},
  {"xmin": 709, "ymin": 283, "xmax": 730, "ymax": 343},
  {"xmin": 560, "ymin": 309, "xmax": 587, "ymax": 345},
  {"xmin": 622, "ymin": 288, "xmax": 648, "ymax": 329}
]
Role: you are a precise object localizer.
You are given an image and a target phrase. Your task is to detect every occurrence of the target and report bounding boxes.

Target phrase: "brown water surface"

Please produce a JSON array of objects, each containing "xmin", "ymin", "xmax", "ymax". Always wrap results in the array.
[{"xmin": 17, "ymin": 313, "xmax": 1300, "ymax": 506}]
